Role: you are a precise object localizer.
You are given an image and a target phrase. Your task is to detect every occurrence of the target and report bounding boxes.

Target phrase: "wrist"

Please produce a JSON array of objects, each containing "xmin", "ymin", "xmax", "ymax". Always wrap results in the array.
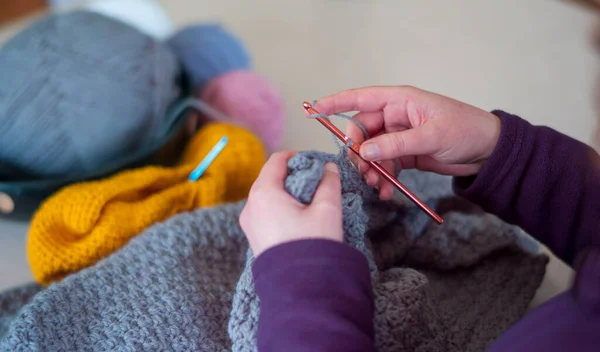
[
  {"xmin": 252, "ymin": 236, "xmax": 343, "ymax": 259},
  {"xmin": 469, "ymin": 111, "xmax": 502, "ymax": 175},
  {"xmin": 252, "ymin": 238, "xmax": 369, "ymax": 282},
  {"xmin": 454, "ymin": 109, "xmax": 524, "ymax": 196},
  {"xmin": 482, "ymin": 111, "xmax": 502, "ymax": 161}
]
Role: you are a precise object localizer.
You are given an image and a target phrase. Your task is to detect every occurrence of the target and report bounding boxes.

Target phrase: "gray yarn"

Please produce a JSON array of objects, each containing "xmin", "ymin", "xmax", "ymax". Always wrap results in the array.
[
  {"xmin": 0, "ymin": 151, "xmax": 547, "ymax": 351},
  {"xmin": 1, "ymin": 202, "xmax": 248, "ymax": 351},
  {"xmin": 0, "ymin": 11, "xmax": 182, "ymax": 178},
  {"xmin": 230, "ymin": 151, "xmax": 548, "ymax": 352},
  {"xmin": 0, "ymin": 283, "xmax": 43, "ymax": 338}
]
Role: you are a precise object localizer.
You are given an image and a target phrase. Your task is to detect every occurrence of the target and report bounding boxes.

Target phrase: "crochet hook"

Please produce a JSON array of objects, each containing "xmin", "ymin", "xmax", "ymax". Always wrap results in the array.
[
  {"xmin": 303, "ymin": 102, "xmax": 443, "ymax": 225},
  {"xmin": 188, "ymin": 136, "xmax": 229, "ymax": 181}
]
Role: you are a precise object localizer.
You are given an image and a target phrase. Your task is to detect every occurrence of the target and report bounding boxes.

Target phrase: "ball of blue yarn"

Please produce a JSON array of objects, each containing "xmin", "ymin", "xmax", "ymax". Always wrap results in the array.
[
  {"xmin": 167, "ymin": 24, "xmax": 251, "ymax": 91},
  {"xmin": 0, "ymin": 10, "xmax": 183, "ymax": 178}
]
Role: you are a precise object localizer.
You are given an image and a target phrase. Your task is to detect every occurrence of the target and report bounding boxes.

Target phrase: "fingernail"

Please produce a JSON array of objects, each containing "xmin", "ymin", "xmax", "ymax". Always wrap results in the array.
[
  {"xmin": 325, "ymin": 162, "xmax": 339, "ymax": 174},
  {"xmin": 361, "ymin": 143, "xmax": 380, "ymax": 160}
]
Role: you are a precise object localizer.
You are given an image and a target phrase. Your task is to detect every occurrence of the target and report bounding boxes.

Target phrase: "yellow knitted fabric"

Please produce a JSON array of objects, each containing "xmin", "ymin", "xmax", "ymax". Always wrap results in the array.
[{"xmin": 28, "ymin": 122, "xmax": 266, "ymax": 285}]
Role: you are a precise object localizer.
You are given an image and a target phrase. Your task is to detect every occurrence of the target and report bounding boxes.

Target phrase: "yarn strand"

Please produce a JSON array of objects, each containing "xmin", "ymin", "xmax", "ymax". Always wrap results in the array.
[
  {"xmin": 308, "ymin": 101, "xmax": 402, "ymax": 176},
  {"xmin": 308, "ymin": 100, "xmax": 370, "ymax": 154}
]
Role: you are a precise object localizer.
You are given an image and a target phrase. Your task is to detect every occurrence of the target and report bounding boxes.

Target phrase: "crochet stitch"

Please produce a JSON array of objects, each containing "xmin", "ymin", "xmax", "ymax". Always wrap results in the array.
[
  {"xmin": 0, "ymin": 283, "xmax": 43, "ymax": 339},
  {"xmin": 0, "ymin": 151, "xmax": 547, "ymax": 351},
  {"xmin": 27, "ymin": 122, "xmax": 266, "ymax": 285},
  {"xmin": 231, "ymin": 152, "xmax": 547, "ymax": 351}
]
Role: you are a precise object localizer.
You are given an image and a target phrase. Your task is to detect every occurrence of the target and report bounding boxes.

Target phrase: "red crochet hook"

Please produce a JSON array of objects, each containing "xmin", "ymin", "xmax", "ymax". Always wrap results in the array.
[{"xmin": 303, "ymin": 102, "xmax": 443, "ymax": 225}]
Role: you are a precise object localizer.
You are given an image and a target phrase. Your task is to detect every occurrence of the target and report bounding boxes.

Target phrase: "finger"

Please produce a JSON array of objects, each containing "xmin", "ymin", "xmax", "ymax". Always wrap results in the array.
[
  {"xmin": 359, "ymin": 125, "xmax": 440, "ymax": 161},
  {"xmin": 356, "ymin": 157, "xmax": 392, "ymax": 186},
  {"xmin": 379, "ymin": 183, "xmax": 394, "ymax": 200},
  {"xmin": 377, "ymin": 160, "xmax": 396, "ymax": 200},
  {"xmin": 311, "ymin": 162, "xmax": 342, "ymax": 208},
  {"xmin": 348, "ymin": 151, "xmax": 368, "ymax": 176},
  {"xmin": 346, "ymin": 111, "xmax": 382, "ymax": 172},
  {"xmin": 347, "ymin": 128, "xmax": 366, "ymax": 168},
  {"xmin": 359, "ymin": 160, "xmax": 391, "ymax": 187},
  {"xmin": 415, "ymin": 156, "xmax": 480, "ymax": 176},
  {"xmin": 347, "ymin": 111, "xmax": 385, "ymax": 138},
  {"xmin": 315, "ymin": 86, "xmax": 409, "ymax": 115},
  {"xmin": 398, "ymin": 155, "xmax": 417, "ymax": 170},
  {"xmin": 350, "ymin": 150, "xmax": 371, "ymax": 178},
  {"xmin": 361, "ymin": 161, "xmax": 395, "ymax": 199},
  {"xmin": 364, "ymin": 167, "xmax": 378, "ymax": 186},
  {"xmin": 250, "ymin": 150, "xmax": 296, "ymax": 192}
]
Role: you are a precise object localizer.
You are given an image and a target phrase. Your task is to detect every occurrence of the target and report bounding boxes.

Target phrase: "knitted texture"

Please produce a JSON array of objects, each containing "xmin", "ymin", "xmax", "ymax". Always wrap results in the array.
[
  {"xmin": 0, "ymin": 11, "xmax": 182, "ymax": 178},
  {"xmin": 167, "ymin": 24, "xmax": 251, "ymax": 92},
  {"xmin": 0, "ymin": 283, "xmax": 43, "ymax": 339},
  {"xmin": 232, "ymin": 151, "xmax": 548, "ymax": 352},
  {"xmin": 27, "ymin": 122, "xmax": 266, "ymax": 285},
  {"xmin": 197, "ymin": 71, "xmax": 285, "ymax": 152},
  {"xmin": 0, "ymin": 151, "xmax": 547, "ymax": 351}
]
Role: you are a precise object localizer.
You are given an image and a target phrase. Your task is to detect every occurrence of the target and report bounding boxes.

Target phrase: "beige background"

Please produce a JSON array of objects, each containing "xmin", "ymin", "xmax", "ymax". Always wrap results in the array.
[{"xmin": 0, "ymin": 0, "xmax": 595, "ymax": 309}]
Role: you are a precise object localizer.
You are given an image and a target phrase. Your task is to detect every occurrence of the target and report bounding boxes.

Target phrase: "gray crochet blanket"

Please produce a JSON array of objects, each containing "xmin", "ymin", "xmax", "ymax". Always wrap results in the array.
[{"xmin": 0, "ymin": 151, "xmax": 548, "ymax": 351}]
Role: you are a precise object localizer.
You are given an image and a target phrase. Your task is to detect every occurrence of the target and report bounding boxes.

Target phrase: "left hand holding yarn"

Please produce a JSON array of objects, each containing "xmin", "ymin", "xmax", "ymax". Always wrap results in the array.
[{"xmin": 239, "ymin": 151, "xmax": 343, "ymax": 257}]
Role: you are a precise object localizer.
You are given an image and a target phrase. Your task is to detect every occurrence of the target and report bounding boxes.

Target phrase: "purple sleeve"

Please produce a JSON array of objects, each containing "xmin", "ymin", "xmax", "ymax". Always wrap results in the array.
[
  {"xmin": 453, "ymin": 110, "xmax": 600, "ymax": 265},
  {"xmin": 252, "ymin": 239, "xmax": 375, "ymax": 352},
  {"xmin": 454, "ymin": 111, "xmax": 600, "ymax": 351}
]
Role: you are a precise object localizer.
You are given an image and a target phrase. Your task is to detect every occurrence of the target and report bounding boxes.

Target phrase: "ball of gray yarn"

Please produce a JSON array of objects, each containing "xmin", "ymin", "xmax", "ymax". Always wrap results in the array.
[{"xmin": 0, "ymin": 11, "xmax": 182, "ymax": 177}]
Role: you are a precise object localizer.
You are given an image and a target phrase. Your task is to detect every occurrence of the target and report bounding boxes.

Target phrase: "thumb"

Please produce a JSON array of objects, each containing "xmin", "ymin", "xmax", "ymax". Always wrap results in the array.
[
  {"xmin": 359, "ymin": 126, "xmax": 439, "ymax": 161},
  {"xmin": 311, "ymin": 162, "xmax": 342, "ymax": 208}
]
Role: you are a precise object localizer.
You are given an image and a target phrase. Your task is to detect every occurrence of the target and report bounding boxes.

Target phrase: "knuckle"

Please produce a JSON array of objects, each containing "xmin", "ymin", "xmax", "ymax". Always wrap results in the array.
[
  {"xmin": 267, "ymin": 150, "xmax": 290, "ymax": 165},
  {"xmin": 398, "ymin": 85, "xmax": 418, "ymax": 94},
  {"xmin": 267, "ymin": 152, "xmax": 283, "ymax": 163},
  {"xmin": 248, "ymin": 188, "xmax": 271, "ymax": 207},
  {"xmin": 387, "ymin": 133, "xmax": 406, "ymax": 155},
  {"xmin": 346, "ymin": 123, "xmax": 361, "ymax": 142},
  {"xmin": 358, "ymin": 160, "xmax": 369, "ymax": 174}
]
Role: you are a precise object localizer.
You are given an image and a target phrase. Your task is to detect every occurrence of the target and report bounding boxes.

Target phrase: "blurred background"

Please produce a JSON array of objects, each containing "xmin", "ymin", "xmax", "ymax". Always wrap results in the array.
[{"xmin": 0, "ymin": 0, "xmax": 597, "ymax": 306}]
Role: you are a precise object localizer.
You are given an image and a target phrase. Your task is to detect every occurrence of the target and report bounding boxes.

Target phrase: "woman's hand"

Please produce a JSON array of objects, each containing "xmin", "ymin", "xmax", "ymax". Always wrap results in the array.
[
  {"xmin": 315, "ymin": 86, "xmax": 502, "ymax": 200},
  {"xmin": 239, "ymin": 151, "xmax": 344, "ymax": 257}
]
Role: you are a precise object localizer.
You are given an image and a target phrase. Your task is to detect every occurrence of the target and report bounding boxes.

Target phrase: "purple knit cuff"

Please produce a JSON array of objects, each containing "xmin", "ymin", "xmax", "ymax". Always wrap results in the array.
[
  {"xmin": 252, "ymin": 239, "xmax": 370, "ymax": 284},
  {"xmin": 453, "ymin": 110, "xmax": 530, "ymax": 203}
]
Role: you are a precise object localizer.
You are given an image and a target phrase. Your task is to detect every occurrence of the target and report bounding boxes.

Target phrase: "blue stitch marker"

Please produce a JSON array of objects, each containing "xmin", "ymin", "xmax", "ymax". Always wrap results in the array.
[{"xmin": 188, "ymin": 136, "xmax": 229, "ymax": 181}]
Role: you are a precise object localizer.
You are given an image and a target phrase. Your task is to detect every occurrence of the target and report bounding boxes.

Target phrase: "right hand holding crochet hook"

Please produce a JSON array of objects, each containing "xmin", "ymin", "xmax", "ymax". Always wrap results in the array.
[{"xmin": 314, "ymin": 86, "xmax": 502, "ymax": 200}]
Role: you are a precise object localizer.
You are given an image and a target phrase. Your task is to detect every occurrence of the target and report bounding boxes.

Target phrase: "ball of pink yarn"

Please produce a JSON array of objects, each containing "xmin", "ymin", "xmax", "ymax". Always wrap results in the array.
[{"xmin": 197, "ymin": 70, "xmax": 285, "ymax": 151}]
